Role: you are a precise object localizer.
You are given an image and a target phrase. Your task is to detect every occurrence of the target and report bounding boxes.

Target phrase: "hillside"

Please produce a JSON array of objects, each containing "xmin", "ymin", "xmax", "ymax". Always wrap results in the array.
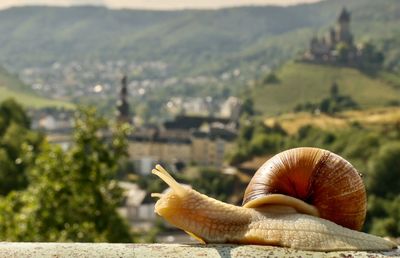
[
  {"xmin": 251, "ymin": 62, "xmax": 400, "ymax": 116},
  {"xmin": 265, "ymin": 107, "xmax": 400, "ymax": 135},
  {"xmin": 0, "ymin": 0, "xmax": 399, "ymax": 76},
  {"xmin": 0, "ymin": 67, "xmax": 73, "ymax": 108},
  {"xmin": 0, "ymin": 66, "xmax": 31, "ymax": 92}
]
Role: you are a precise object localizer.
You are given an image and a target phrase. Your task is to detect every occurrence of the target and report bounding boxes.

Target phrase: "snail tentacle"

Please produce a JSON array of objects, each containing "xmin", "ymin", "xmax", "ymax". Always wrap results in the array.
[{"xmin": 151, "ymin": 166, "xmax": 185, "ymax": 197}]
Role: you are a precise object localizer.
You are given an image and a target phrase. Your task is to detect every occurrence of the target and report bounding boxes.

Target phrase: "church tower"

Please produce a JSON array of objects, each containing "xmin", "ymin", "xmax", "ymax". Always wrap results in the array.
[
  {"xmin": 336, "ymin": 7, "xmax": 353, "ymax": 45},
  {"xmin": 116, "ymin": 75, "xmax": 131, "ymax": 124}
]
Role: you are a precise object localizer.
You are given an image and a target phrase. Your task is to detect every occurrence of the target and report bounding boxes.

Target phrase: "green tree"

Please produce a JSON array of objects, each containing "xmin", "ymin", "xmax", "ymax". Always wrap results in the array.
[
  {"xmin": 367, "ymin": 195, "xmax": 400, "ymax": 237},
  {"xmin": 368, "ymin": 142, "xmax": 400, "ymax": 198},
  {"xmin": 330, "ymin": 82, "xmax": 339, "ymax": 98},
  {"xmin": 0, "ymin": 108, "xmax": 133, "ymax": 242},
  {"xmin": 0, "ymin": 99, "xmax": 43, "ymax": 195},
  {"xmin": 358, "ymin": 141, "xmax": 400, "ymax": 237},
  {"xmin": 362, "ymin": 42, "xmax": 384, "ymax": 65},
  {"xmin": 191, "ymin": 168, "xmax": 238, "ymax": 203},
  {"xmin": 336, "ymin": 42, "xmax": 350, "ymax": 64},
  {"xmin": 263, "ymin": 72, "xmax": 279, "ymax": 84},
  {"xmin": 294, "ymin": 82, "xmax": 358, "ymax": 115},
  {"xmin": 0, "ymin": 98, "xmax": 30, "ymax": 134},
  {"xmin": 241, "ymin": 97, "xmax": 255, "ymax": 117}
]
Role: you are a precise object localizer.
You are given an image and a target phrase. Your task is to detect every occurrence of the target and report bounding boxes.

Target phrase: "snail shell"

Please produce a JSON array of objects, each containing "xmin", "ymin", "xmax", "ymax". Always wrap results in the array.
[{"xmin": 242, "ymin": 147, "xmax": 367, "ymax": 231}]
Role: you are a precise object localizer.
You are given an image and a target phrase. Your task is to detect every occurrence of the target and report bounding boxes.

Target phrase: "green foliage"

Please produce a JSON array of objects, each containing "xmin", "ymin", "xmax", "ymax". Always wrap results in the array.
[
  {"xmin": 381, "ymin": 37, "xmax": 400, "ymax": 71},
  {"xmin": 0, "ymin": 98, "xmax": 30, "ymax": 131},
  {"xmin": 1, "ymin": 0, "xmax": 400, "ymax": 74},
  {"xmin": 379, "ymin": 71, "xmax": 400, "ymax": 90},
  {"xmin": 336, "ymin": 42, "xmax": 350, "ymax": 64},
  {"xmin": 137, "ymin": 174, "xmax": 165, "ymax": 196},
  {"xmin": 190, "ymin": 168, "xmax": 237, "ymax": 203},
  {"xmin": 0, "ymin": 99, "xmax": 43, "ymax": 195},
  {"xmin": 294, "ymin": 82, "xmax": 359, "ymax": 114},
  {"xmin": 137, "ymin": 166, "xmax": 240, "ymax": 203},
  {"xmin": 359, "ymin": 42, "xmax": 385, "ymax": 72},
  {"xmin": 367, "ymin": 142, "xmax": 400, "ymax": 199},
  {"xmin": 262, "ymin": 72, "xmax": 279, "ymax": 84},
  {"xmin": 227, "ymin": 120, "xmax": 286, "ymax": 165},
  {"xmin": 367, "ymin": 195, "xmax": 400, "ymax": 237},
  {"xmin": 0, "ymin": 107, "xmax": 133, "ymax": 242},
  {"xmin": 240, "ymin": 97, "xmax": 255, "ymax": 117}
]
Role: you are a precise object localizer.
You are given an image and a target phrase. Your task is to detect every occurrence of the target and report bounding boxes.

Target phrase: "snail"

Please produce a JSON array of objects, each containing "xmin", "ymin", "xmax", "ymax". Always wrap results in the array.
[{"xmin": 151, "ymin": 147, "xmax": 397, "ymax": 251}]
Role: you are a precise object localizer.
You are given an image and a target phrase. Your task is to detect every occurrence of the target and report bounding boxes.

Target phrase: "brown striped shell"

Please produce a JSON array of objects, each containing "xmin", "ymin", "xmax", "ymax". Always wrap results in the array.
[{"xmin": 242, "ymin": 147, "xmax": 367, "ymax": 231}]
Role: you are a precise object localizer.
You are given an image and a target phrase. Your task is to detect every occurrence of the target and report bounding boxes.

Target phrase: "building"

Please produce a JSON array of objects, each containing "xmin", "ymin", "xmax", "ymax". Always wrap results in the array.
[
  {"xmin": 41, "ymin": 74, "xmax": 239, "ymax": 174},
  {"xmin": 31, "ymin": 109, "xmax": 74, "ymax": 150},
  {"xmin": 220, "ymin": 96, "xmax": 242, "ymax": 121},
  {"xmin": 303, "ymin": 8, "xmax": 359, "ymax": 64},
  {"xmin": 127, "ymin": 115, "xmax": 237, "ymax": 174},
  {"xmin": 117, "ymin": 181, "xmax": 155, "ymax": 230},
  {"xmin": 116, "ymin": 75, "xmax": 132, "ymax": 124}
]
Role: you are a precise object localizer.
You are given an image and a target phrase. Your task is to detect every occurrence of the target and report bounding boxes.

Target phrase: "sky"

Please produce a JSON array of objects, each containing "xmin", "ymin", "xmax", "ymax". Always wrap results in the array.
[{"xmin": 0, "ymin": 0, "xmax": 323, "ymax": 10}]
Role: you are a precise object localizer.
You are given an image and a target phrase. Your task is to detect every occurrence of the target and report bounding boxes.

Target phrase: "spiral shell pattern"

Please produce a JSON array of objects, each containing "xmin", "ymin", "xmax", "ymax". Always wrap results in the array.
[{"xmin": 242, "ymin": 147, "xmax": 367, "ymax": 231}]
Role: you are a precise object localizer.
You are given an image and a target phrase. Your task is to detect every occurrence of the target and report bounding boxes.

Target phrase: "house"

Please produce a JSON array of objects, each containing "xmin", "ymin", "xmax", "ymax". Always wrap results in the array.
[
  {"xmin": 117, "ymin": 182, "xmax": 156, "ymax": 230},
  {"xmin": 127, "ymin": 115, "xmax": 237, "ymax": 174}
]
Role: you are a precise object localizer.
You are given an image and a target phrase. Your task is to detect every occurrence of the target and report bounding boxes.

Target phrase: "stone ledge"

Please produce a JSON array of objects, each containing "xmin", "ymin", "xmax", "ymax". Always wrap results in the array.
[{"xmin": 0, "ymin": 243, "xmax": 398, "ymax": 258}]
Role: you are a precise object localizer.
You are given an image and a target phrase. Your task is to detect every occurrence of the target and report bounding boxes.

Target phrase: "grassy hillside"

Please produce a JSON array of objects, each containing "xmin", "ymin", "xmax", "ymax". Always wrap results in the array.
[
  {"xmin": 251, "ymin": 62, "xmax": 400, "ymax": 116},
  {"xmin": 0, "ymin": 0, "xmax": 399, "ymax": 75},
  {"xmin": 0, "ymin": 87, "xmax": 73, "ymax": 109},
  {"xmin": 0, "ymin": 66, "xmax": 31, "ymax": 92},
  {"xmin": 265, "ymin": 107, "xmax": 400, "ymax": 135},
  {"xmin": 0, "ymin": 67, "xmax": 73, "ymax": 108}
]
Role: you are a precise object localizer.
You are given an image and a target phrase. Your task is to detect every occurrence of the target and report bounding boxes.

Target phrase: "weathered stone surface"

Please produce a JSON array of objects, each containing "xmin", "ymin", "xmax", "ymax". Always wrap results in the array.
[{"xmin": 0, "ymin": 243, "xmax": 398, "ymax": 258}]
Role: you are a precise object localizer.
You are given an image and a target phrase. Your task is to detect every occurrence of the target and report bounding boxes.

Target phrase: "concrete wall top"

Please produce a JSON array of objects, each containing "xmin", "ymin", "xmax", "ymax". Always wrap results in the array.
[{"xmin": 0, "ymin": 243, "xmax": 399, "ymax": 258}]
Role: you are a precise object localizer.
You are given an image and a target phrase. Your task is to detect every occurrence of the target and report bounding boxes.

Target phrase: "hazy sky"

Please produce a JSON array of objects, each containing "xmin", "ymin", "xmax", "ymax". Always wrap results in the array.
[{"xmin": 0, "ymin": 0, "xmax": 323, "ymax": 10}]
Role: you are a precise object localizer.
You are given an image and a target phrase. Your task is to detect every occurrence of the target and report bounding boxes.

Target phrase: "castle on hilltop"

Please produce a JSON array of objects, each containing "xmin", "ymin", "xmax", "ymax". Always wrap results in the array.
[{"xmin": 302, "ymin": 8, "xmax": 383, "ymax": 68}]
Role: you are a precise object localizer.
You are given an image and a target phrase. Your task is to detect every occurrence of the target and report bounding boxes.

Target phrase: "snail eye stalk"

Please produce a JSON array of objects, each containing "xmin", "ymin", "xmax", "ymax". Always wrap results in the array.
[{"xmin": 152, "ymin": 165, "xmax": 185, "ymax": 197}]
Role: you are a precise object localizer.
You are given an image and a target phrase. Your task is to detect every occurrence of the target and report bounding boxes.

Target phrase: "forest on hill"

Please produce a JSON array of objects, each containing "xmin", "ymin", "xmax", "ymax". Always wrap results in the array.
[{"xmin": 0, "ymin": 0, "xmax": 399, "ymax": 77}]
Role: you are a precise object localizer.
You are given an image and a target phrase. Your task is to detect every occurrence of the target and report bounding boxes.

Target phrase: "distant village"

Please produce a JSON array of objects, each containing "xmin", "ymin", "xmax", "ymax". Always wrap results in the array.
[
  {"xmin": 33, "ymin": 74, "xmax": 242, "ymax": 171},
  {"xmin": 19, "ymin": 59, "xmax": 245, "ymax": 101}
]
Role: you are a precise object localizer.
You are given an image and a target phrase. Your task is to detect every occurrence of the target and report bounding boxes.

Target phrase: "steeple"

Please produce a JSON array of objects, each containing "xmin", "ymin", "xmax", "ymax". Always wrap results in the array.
[
  {"xmin": 329, "ymin": 27, "xmax": 336, "ymax": 46},
  {"xmin": 116, "ymin": 75, "xmax": 131, "ymax": 124},
  {"xmin": 338, "ymin": 7, "xmax": 350, "ymax": 23},
  {"xmin": 336, "ymin": 7, "xmax": 352, "ymax": 45}
]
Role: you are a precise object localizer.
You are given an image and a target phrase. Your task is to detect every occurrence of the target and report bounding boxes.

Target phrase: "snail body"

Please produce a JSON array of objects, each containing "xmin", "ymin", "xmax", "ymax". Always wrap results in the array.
[{"xmin": 151, "ymin": 148, "xmax": 397, "ymax": 251}]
